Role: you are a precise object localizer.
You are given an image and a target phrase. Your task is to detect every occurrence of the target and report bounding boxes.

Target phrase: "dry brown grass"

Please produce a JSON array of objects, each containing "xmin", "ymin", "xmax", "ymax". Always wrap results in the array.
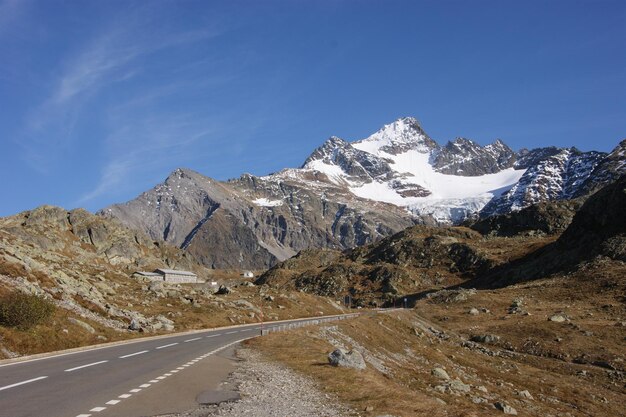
[{"xmin": 249, "ymin": 272, "xmax": 626, "ymax": 417}]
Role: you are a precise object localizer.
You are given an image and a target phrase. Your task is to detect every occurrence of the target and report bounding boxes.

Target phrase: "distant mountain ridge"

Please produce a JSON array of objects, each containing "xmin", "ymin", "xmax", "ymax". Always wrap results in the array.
[{"xmin": 99, "ymin": 117, "xmax": 625, "ymax": 269}]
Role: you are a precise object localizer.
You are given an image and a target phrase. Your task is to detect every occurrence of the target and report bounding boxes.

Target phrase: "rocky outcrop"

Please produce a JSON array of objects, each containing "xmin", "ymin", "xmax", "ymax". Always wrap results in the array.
[
  {"xmin": 257, "ymin": 225, "xmax": 494, "ymax": 305},
  {"xmin": 475, "ymin": 175, "xmax": 626, "ymax": 287},
  {"xmin": 468, "ymin": 199, "xmax": 583, "ymax": 237}
]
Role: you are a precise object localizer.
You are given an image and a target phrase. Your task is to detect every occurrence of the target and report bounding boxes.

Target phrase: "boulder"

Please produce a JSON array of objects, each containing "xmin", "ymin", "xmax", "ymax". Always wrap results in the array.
[
  {"xmin": 548, "ymin": 314, "xmax": 568, "ymax": 323},
  {"xmin": 494, "ymin": 402, "xmax": 518, "ymax": 415},
  {"xmin": 328, "ymin": 348, "xmax": 366, "ymax": 370},
  {"xmin": 470, "ymin": 334, "xmax": 501, "ymax": 344},
  {"xmin": 431, "ymin": 367, "xmax": 450, "ymax": 380},
  {"xmin": 215, "ymin": 285, "xmax": 232, "ymax": 295}
]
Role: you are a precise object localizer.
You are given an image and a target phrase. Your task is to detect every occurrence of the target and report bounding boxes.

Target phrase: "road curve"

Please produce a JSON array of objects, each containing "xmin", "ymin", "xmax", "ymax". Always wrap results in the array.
[{"xmin": 0, "ymin": 315, "xmax": 350, "ymax": 417}]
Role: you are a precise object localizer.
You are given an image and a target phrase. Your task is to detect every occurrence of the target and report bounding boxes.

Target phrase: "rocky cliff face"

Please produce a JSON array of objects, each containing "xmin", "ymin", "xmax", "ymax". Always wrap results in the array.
[
  {"xmin": 100, "ymin": 117, "xmax": 624, "ymax": 269},
  {"xmin": 101, "ymin": 168, "xmax": 416, "ymax": 270}
]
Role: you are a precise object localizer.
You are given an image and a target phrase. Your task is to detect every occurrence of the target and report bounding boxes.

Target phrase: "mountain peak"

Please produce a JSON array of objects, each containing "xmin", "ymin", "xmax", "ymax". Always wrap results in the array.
[{"xmin": 353, "ymin": 116, "xmax": 438, "ymax": 155}]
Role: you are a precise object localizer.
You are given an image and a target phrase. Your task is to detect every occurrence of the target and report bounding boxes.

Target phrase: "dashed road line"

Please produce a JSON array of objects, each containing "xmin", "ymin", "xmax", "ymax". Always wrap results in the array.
[
  {"xmin": 0, "ymin": 376, "xmax": 48, "ymax": 392},
  {"xmin": 205, "ymin": 333, "xmax": 221, "ymax": 338},
  {"xmin": 64, "ymin": 360, "xmax": 108, "ymax": 372},
  {"xmin": 184, "ymin": 337, "xmax": 201, "ymax": 342},
  {"xmin": 119, "ymin": 350, "xmax": 149, "ymax": 359},
  {"xmin": 76, "ymin": 337, "xmax": 254, "ymax": 417},
  {"xmin": 225, "ymin": 331, "xmax": 238, "ymax": 334},
  {"xmin": 155, "ymin": 342, "xmax": 178, "ymax": 349}
]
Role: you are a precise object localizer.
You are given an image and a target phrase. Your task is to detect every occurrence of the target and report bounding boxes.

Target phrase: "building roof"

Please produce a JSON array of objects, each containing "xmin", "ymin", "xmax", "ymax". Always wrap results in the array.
[
  {"xmin": 155, "ymin": 269, "xmax": 197, "ymax": 276},
  {"xmin": 135, "ymin": 271, "xmax": 163, "ymax": 277}
]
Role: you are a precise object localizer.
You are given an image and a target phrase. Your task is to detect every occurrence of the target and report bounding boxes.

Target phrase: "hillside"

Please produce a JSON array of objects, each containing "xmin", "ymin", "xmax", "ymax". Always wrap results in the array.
[
  {"xmin": 246, "ymin": 176, "xmax": 626, "ymax": 417},
  {"xmin": 257, "ymin": 175, "xmax": 626, "ymax": 304},
  {"xmin": 0, "ymin": 206, "xmax": 345, "ymax": 358}
]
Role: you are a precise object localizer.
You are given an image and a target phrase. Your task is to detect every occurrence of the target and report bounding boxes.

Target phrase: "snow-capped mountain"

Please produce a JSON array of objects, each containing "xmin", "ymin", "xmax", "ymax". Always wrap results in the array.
[{"xmin": 100, "ymin": 117, "xmax": 624, "ymax": 269}]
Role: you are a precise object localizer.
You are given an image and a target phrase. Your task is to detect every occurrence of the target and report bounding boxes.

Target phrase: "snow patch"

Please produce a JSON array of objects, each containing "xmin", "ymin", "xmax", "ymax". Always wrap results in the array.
[{"xmin": 252, "ymin": 198, "xmax": 283, "ymax": 207}]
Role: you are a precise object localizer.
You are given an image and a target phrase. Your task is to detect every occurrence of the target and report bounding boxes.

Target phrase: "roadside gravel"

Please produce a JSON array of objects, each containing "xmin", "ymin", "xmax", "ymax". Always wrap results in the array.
[{"xmin": 158, "ymin": 347, "xmax": 357, "ymax": 417}]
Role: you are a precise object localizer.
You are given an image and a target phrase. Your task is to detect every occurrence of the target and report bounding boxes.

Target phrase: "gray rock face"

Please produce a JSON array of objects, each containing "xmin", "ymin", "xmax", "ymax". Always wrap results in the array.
[
  {"xmin": 432, "ymin": 138, "xmax": 515, "ymax": 176},
  {"xmin": 328, "ymin": 348, "xmax": 366, "ymax": 370},
  {"xmin": 101, "ymin": 167, "xmax": 415, "ymax": 270}
]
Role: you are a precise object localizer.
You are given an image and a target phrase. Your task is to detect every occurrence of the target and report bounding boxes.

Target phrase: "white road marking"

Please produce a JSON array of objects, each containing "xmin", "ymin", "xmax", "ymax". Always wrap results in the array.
[
  {"xmin": 241, "ymin": 328, "xmax": 254, "ymax": 332},
  {"xmin": 139, "ymin": 384, "xmax": 151, "ymax": 388},
  {"xmin": 176, "ymin": 366, "xmax": 185, "ymax": 370},
  {"xmin": 130, "ymin": 388, "xmax": 142, "ymax": 392},
  {"xmin": 164, "ymin": 373, "xmax": 172, "ymax": 376},
  {"xmin": 156, "ymin": 342, "xmax": 178, "ymax": 349},
  {"xmin": 76, "ymin": 414, "xmax": 92, "ymax": 417},
  {"xmin": 105, "ymin": 400, "xmax": 120, "ymax": 405},
  {"xmin": 225, "ymin": 331, "xmax": 238, "ymax": 334},
  {"xmin": 184, "ymin": 337, "xmax": 201, "ymax": 342},
  {"xmin": 205, "ymin": 333, "xmax": 221, "ymax": 338},
  {"xmin": 156, "ymin": 376, "xmax": 166, "ymax": 380},
  {"xmin": 119, "ymin": 350, "xmax": 149, "ymax": 359},
  {"xmin": 65, "ymin": 360, "xmax": 108, "ymax": 372},
  {"xmin": 119, "ymin": 394, "xmax": 132, "ymax": 398},
  {"xmin": 89, "ymin": 407, "xmax": 106, "ymax": 412},
  {"xmin": 171, "ymin": 370, "xmax": 179, "ymax": 373},
  {"xmin": 0, "ymin": 376, "xmax": 48, "ymax": 392},
  {"xmin": 149, "ymin": 379, "xmax": 159, "ymax": 383}
]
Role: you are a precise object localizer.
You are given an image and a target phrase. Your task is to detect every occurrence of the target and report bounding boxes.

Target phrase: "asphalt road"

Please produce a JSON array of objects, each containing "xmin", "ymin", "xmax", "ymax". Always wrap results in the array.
[{"xmin": 0, "ymin": 316, "xmax": 337, "ymax": 417}]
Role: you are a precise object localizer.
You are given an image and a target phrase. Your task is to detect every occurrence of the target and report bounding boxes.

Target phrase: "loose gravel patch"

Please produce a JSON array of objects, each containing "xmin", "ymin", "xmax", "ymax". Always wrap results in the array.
[{"xmin": 157, "ymin": 348, "xmax": 356, "ymax": 417}]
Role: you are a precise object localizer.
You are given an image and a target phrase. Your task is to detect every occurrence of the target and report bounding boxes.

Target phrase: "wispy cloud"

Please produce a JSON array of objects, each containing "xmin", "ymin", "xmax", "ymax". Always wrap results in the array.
[{"xmin": 18, "ymin": 7, "xmax": 219, "ymax": 174}]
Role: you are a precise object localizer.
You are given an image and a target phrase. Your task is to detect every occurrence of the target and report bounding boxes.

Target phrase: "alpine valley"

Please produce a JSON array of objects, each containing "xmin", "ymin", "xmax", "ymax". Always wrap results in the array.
[{"xmin": 99, "ymin": 117, "xmax": 626, "ymax": 269}]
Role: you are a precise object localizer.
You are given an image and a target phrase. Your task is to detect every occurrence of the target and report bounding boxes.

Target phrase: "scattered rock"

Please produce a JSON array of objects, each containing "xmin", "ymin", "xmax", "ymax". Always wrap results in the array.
[
  {"xmin": 328, "ymin": 348, "xmax": 366, "ymax": 370},
  {"xmin": 517, "ymin": 389, "xmax": 534, "ymax": 399},
  {"xmin": 427, "ymin": 288, "xmax": 476, "ymax": 304},
  {"xmin": 128, "ymin": 318, "xmax": 141, "ymax": 331},
  {"xmin": 468, "ymin": 308, "xmax": 480, "ymax": 315},
  {"xmin": 215, "ymin": 285, "xmax": 232, "ymax": 295},
  {"xmin": 470, "ymin": 334, "xmax": 501, "ymax": 344},
  {"xmin": 68, "ymin": 317, "xmax": 96, "ymax": 334},
  {"xmin": 494, "ymin": 402, "xmax": 518, "ymax": 415},
  {"xmin": 548, "ymin": 314, "xmax": 568, "ymax": 323}
]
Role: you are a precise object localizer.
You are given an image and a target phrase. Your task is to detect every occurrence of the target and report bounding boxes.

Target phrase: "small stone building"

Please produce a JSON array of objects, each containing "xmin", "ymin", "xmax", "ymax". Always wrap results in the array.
[
  {"xmin": 242, "ymin": 270, "xmax": 254, "ymax": 278},
  {"xmin": 134, "ymin": 269, "xmax": 197, "ymax": 284}
]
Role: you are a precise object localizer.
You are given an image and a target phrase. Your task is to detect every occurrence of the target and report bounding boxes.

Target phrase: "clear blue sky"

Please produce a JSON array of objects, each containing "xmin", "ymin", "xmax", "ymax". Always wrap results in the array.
[{"xmin": 1, "ymin": 0, "xmax": 624, "ymax": 216}]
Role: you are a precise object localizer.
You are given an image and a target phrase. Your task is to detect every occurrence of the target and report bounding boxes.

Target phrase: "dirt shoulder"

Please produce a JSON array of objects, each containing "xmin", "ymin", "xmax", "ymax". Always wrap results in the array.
[{"xmin": 157, "ymin": 347, "xmax": 356, "ymax": 417}]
